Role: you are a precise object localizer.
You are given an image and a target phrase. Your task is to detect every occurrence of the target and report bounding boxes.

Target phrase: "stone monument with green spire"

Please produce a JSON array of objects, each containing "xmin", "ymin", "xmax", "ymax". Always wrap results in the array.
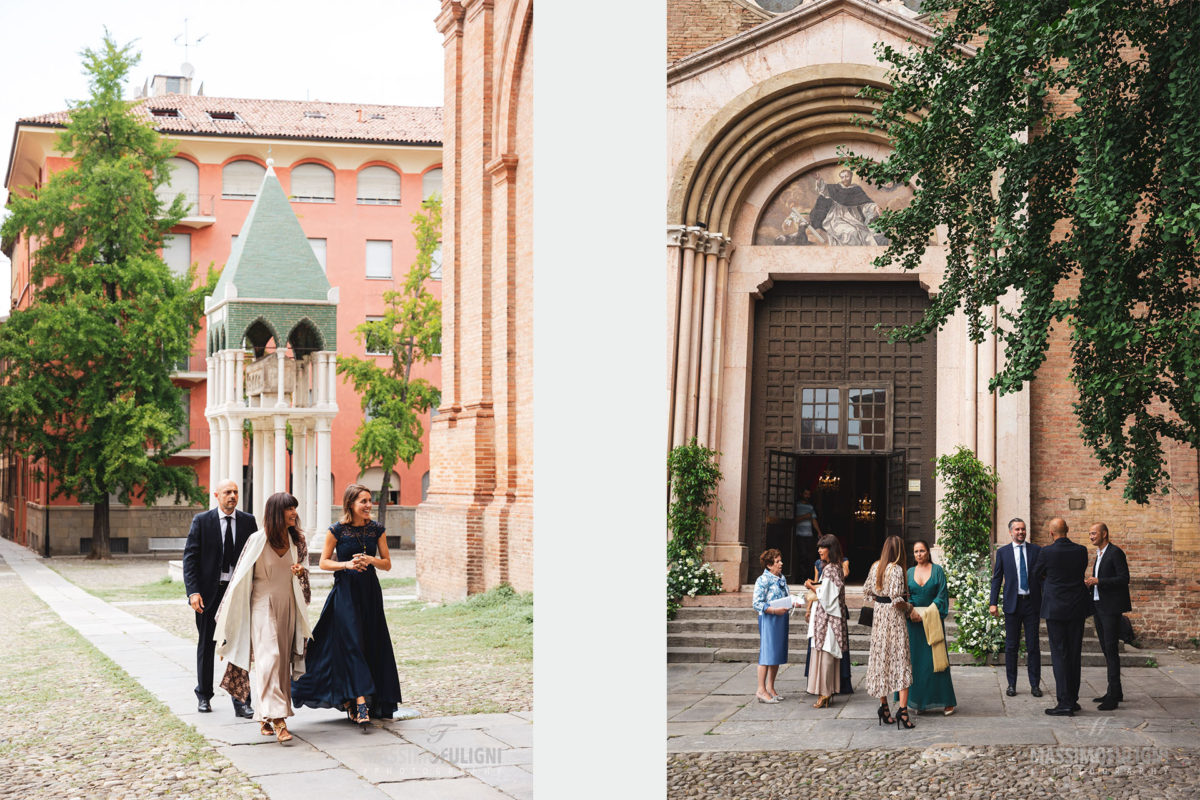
[{"xmin": 204, "ymin": 159, "xmax": 338, "ymax": 534}]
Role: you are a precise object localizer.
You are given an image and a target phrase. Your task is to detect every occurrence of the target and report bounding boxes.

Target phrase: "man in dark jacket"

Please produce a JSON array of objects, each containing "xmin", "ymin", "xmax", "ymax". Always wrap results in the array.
[
  {"xmin": 1032, "ymin": 517, "xmax": 1090, "ymax": 716},
  {"xmin": 988, "ymin": 517, "xmax": 1043, "ymax": 697},
  {"xmin": 1084, "ymin": 522, "xmax": 1131, "ymax": 710},
  {"xmin": 182, "ymin": 479, "xmax": 256, "ymax": 716}
]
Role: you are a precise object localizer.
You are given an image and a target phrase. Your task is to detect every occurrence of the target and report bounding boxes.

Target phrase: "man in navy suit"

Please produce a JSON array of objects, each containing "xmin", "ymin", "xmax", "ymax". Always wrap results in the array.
[
  {"xmin": 1032, "ymin": 517, "xmax": 1090, "ymax": 716},
  {"xmin": 989, "ymin": 517, "xmax": 1042, "ymax": 697},
  {"xmin": 1084, "ymin": 522, "xmax": 1131, "ymax": 711},
  {"xmin": 182, "ymin": 479, "xmax": 257, "ymax": 716}
]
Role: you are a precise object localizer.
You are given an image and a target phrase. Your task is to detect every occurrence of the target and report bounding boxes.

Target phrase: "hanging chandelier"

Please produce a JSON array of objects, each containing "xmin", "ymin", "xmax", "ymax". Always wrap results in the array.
[
  {"xmin": 817, "ymin": 467, "xmax": 840, "ymax": 492},
  {"xmin": 854, "ymin": 495, "xmax": 876, "ymax": 522}
]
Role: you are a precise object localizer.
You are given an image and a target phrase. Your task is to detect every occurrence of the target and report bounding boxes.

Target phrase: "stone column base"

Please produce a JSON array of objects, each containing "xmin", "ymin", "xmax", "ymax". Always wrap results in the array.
[{"xmin": 704, "ymin": 542, "xmax": 749, "ymax": 592}]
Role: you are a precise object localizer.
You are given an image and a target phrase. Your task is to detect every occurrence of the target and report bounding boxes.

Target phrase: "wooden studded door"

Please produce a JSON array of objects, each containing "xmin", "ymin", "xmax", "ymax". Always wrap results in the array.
[{"xmin": 745, "ymin": 282, "xmax": 936, "ymax": 561}]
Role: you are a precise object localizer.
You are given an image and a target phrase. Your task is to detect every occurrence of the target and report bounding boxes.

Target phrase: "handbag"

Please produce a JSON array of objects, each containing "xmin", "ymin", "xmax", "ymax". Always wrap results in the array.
[{"xmin": 858, "ymin": 603, "xmax": 874, "ymax": 627}]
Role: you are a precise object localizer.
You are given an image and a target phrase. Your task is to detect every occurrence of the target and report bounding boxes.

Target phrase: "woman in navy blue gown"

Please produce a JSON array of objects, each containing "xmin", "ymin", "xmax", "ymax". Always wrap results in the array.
[{"xmin": 291, "ymin": 483, "xmax": 402, "ymax": 726}]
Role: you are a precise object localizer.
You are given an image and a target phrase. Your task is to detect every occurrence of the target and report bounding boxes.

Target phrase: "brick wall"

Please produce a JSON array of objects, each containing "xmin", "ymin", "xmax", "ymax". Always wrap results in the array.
[
  {"xmin": 416, "ymin": 0, "xmax": 533, "ymax": 602},
  {"xmin": 667, "ymin": 0, "xmax": 765, "ymax": 64}
]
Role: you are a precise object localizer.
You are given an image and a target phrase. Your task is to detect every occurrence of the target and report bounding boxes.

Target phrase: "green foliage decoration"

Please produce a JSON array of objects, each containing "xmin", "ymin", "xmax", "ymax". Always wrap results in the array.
[
  {"xmin": 842, "ymin": 0, "xmax": 1200, "ymax": 504},
  {"xmin": 667, "ymin": 438, "xmax": 724, "ymax": 618},
  {"xmin": 0, "ymin": 33, "xmax": 214, "ymax": 558},
  {"xmin": 337, "ymin": 196, "xmax": 442, "ymax": 520},
  {"xmin": 934, "ymin": 447, "xmax": 1004, "ymax": 661}
]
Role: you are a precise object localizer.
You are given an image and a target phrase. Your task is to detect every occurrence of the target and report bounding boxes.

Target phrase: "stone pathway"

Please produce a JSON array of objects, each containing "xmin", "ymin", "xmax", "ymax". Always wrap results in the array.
[
  {"xmin": 0, "ymin": 538, "xmax": 531, "ymax": 800},
  {"xmin": 668, "ymin": 658, "xmax": 1200, "ymax": 798}
]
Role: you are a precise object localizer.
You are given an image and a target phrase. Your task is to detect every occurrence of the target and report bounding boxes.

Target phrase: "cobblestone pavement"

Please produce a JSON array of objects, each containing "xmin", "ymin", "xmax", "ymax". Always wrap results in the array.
[
  {"xmin": 2, "ymin": 540, "xmax": 532, "ymax": 800},
  {"xmin": 0, "ymin": 560, "xmax": 268, "ymax": 800},
  {"xmin": 668, "ymin": 660, "xmax": 1200, "ymax": 798},
  {"xmin": 668, "ymin": 746, "xmax": 1199, "ymax": 799}
]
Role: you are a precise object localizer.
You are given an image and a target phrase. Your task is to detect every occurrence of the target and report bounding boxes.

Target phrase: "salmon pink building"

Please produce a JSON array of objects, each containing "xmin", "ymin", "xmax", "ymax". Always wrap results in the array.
[{"xmin": 1, "ymin": 75, "xmax": 443, "ymax": 555}]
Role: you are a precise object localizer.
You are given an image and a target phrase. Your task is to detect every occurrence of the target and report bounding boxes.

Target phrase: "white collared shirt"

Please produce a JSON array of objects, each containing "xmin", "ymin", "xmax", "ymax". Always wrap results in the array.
[
  {"xmin": 1093, "ymin": 544, "xmax": 1108, "ymax": 601},
  {"xmin": 219, "ymin": 513, "xmax": 237, "ymax": 582},
  {"xmin": 1014, "ymin": 542, "xmax": 1029, "ymax": 595}
]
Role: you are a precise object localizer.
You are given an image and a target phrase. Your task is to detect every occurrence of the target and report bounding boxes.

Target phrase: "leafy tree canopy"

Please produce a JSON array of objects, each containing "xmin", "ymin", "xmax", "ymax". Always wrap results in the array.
[
  {"xmin": 845, "ymin": 0, "xmax": 1200, "ymax": 503},
  {"xmin": 337, "ymin": 196, "xmax": 442, "ymax": 518},
  {"xmin": 0, "ymin": 33, "xmax": 213, "ymax": 556}
]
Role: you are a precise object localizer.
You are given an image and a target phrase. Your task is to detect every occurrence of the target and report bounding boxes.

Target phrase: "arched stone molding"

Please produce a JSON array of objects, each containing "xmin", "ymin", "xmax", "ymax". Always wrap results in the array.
[
  {"xmin": 242, "ymin": 317, "xmax": 280, "ymax": 358},
  {"xmin": 669, "ymin": 63, "xmax": 897, "ymax": 232},
  {"xmin": 287, "ymin": 318, "xmax": 325, "ymax": 356}
]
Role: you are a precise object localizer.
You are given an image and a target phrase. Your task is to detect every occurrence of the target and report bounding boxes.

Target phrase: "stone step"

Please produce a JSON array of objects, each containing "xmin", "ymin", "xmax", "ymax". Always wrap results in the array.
[
  {"xmin": 668, "ymin": 647, "xmax": 1153, "ymax": 667},
  {"xmin": 667, "ymin": 631, "xmax": 1123, "ymax": 656}
]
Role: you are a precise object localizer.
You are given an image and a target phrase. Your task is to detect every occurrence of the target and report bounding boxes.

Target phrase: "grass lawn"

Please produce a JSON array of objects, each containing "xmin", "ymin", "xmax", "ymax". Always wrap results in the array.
[
  {"xmin": 92, "ymin": 576, "xmax": 182, "ymax": 602},
  {"xmin": 384, "ymin": 585, "xmax": 532, "ymax": 716}
]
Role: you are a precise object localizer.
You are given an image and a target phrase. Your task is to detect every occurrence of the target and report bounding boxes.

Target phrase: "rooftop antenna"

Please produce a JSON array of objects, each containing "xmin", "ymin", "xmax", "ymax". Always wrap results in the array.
[{"xmin": 174, "ymin": 17, "xmax": 208, "ymax": 75}]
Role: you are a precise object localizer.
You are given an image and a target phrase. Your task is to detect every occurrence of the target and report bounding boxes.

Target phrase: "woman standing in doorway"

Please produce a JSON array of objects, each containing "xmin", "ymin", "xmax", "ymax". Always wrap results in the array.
[{"xmin": 291, "ymin": 484, "xmax": 403, "ymax": 726}]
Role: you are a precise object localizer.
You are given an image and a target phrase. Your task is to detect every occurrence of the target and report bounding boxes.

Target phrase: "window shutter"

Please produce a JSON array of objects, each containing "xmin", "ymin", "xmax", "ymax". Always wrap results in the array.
[
  {"xmin": 291, "ymin": 163, "xmax": 335, "ymax": 202},
  {"xmin": 357, "ymin": 166, "xmax": 401, "ymax": 204},
  {"xmin": 222, "ymin": 160, "xmax": 265, "ymax": 198}
]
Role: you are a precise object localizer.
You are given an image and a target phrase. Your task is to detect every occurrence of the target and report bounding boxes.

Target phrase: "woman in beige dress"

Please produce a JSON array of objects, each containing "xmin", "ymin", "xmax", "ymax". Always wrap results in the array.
[
  {"xmin": 215, "ymin": 492, "xmax": 312, "ymax": 743},
  {"xmin": 863, "ymin": 534, "xmax": 914, "ymax": 730},
  {"xmin": 804, "ymin": 534, "xmax": 848, "ymax": 708}
]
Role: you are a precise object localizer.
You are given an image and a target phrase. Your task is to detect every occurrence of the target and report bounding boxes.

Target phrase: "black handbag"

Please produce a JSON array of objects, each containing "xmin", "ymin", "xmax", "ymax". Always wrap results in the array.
[{"xmin": 858, "ymin": 604, "xmax": 874, "ymax": 627}]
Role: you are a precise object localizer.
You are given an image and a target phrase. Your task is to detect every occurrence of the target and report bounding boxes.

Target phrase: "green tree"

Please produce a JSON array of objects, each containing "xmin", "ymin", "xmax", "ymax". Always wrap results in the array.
[
  {"xmin": 338, "ymin": 196, "xmax": 442, "ymax": 522},
  {"xmin": 844, "ymin": 0, "xmax": 1200, "ymax": 504},
  {"xmin": 0, "ymin": 34, "xmax": 212, "ymax": 558}
]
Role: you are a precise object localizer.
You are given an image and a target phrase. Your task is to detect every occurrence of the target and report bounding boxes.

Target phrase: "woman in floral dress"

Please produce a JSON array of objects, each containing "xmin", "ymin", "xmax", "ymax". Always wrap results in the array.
[{"xmin": 863, "ymin": 535, "xmax": 914, "ymax": 729}]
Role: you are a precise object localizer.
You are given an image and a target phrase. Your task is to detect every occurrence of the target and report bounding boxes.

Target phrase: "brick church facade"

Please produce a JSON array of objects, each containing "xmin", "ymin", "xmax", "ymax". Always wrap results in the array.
[
  {"xmin": 415, "ymin": 0, "xmax": 533, "ymax": 601},
  {"xmin": 667, "ymin": 0, "xmax": 1198, "ymax": 642}
]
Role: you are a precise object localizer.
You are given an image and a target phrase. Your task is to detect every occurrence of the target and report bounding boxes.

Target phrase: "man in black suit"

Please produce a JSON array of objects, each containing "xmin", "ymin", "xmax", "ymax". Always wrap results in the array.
[
  {"xmin": 988, "ymin": 517, "xmax": 1043, "ymax": 697},
  {"xmin": 1032, "ymin": 517, "xmax": 1090, "ymax": 716},
  {"xmin": 182, "ymin": 479, "xmax": 256, "ymax": 716},
  {"xmin": 1084, "ymin": 522, "xmax": 1131, "ymax": 711}
]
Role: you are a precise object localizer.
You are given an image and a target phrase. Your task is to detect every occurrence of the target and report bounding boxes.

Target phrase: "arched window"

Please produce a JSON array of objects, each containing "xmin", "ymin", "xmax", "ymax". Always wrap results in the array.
[
  {"xmin": 291, "ymin": 163, "xmax": 335, "ymax": 202},
  {"xmin": 160, "ymin": 157, "xmax": 199, "ymax": 212},
  {"xmin": 357, "ymin": 165, "xmax": 402, "ymax": 205},
  {"xmin": 422, "ymin": 168, "xmax": 442, "ymax": 201},
  {"xmin": 222, "ymin": 160, "xmax": 265, "ymax": 199}
]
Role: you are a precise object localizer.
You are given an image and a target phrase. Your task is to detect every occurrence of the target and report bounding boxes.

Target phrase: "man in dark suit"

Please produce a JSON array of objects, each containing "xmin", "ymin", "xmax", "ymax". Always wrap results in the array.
[
  {"xmin": 182, "ymin": 479, "xmax": 256, "ymax": 716},
  {"xmin": 1084, "ymin": 522, "xmax": 1131, "ymax": 711},
  {"xmin": 988, "ymin": 517, "xmax": 1043, "ymax": 697},
  {"xmin": 1032, "ymin": 517, "xmax": 1090, "ymax": 716}
]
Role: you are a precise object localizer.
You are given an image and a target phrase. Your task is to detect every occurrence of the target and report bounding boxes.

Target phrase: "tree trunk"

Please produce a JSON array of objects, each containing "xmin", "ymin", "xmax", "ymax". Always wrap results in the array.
[
  {"xmin": 89, "ymin": 494, "xmax": 111, "ymax": 560},
  {"xmin": 377, "ymin": 466, "xmax": 392, "ymax": 528}
]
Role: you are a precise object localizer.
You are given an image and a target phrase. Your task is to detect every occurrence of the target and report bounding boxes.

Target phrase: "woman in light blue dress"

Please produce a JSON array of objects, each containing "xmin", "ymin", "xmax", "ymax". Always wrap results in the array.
[{"xmin": 752, "ymin": 548, "xmax": 798, "ymax": 703}]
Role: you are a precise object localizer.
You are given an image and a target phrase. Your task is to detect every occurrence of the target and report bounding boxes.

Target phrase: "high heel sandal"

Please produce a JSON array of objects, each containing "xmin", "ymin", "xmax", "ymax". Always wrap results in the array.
[
  {"xmin": 356, "ymin": 701, "xmax": 370, "ymax": 731},
  {"xmin": 275, "ymin": 719, "xmax": 292, "ymax": 743},
  {"xmin": 259, "ymin": 720, "xmax": 275, "ymax": 736},
  {"xmin": 896, "ymin": 706, "xmax": 915, "ymax": 730},
  {"xmin": 813, "ymin": 695, "xmax": 832, "ymax": 709},
  {"xmin": 877, "ymin": 702, "xmax": 895, "ymax": 725}
]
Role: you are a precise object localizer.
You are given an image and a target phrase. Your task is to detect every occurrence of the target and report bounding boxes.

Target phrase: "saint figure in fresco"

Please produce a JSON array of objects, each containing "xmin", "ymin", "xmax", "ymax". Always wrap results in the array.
[{"xmin": 808, "ymin": 169, "xmax": 890, "ymax": 246}]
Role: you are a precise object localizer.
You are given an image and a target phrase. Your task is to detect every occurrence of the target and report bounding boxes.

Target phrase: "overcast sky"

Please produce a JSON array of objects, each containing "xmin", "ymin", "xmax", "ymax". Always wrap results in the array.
[{"xmin": 0, "ymin": 0, "xmax": 444, "ymax": 315}]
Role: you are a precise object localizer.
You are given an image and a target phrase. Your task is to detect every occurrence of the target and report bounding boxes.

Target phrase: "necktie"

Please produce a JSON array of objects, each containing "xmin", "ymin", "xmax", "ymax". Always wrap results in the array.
[
  {"xmin": 1017, "ymin": 544, "xmax": 1028, "ymax": 593},
  {"xmin": 223, "ymin": 515, "xmax": 235, "ymax": 573}
]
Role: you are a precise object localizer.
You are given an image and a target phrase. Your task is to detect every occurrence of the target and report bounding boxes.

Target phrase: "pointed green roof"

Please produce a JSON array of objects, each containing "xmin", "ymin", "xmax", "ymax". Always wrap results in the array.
[{"xmin": 212, "ymin": 163, "xmax": 331, "ymax": 301}]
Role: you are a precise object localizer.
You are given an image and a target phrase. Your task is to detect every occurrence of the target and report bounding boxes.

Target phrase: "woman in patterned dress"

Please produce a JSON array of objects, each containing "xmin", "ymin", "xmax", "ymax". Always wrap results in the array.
[
  {"xmin": 804, "ymin": 535, "xmax": 848, "ymax": 707},
  {"xmin": 863, "ymin": 535, "xmax": 915, "ymax": 729},
  {"xmin": 752, "ymin": 549, "xmax": 801, "ymax": 703}
]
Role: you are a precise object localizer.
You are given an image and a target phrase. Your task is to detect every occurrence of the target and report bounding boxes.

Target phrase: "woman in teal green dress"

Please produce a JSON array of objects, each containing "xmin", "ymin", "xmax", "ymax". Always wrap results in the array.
[{"xmin": 901, "ymin": 540, "xmax": 957, "ymax": 715}]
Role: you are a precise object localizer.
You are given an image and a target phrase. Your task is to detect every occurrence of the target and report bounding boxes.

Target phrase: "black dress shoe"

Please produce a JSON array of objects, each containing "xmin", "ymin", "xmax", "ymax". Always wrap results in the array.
[
  {"xmin": 1044, "ymin": 707, "xmax": 1074, "ymax": 716},
  {"xmin": 1093, "ymin": 695, "xmax": 1109, "ymax": 703},
  {"xmin": 233, "ymin": 700, "xmax": 254, "ymax": 719},
  {"xmin": 197, "ymin": 698, "xmax": 212, "ymax": 713},
  {"xmin": 1072, "ymin": 703, "xmax": 1082, "ymax": 712},
  {"xmin": 1006, "ymin": 686, "xmax": 1016, "ymax": 697},
  {"xmin": 1097, "ymin": 699, "xmax": 1119, "ymax": 711},
  {"xmin": 1031, "ymin": 687, "xmax": 1043, "ymax": 698}
]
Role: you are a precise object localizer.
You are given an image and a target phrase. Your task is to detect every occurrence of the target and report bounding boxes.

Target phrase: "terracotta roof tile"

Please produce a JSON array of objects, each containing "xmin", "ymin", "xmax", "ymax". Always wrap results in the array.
[{"xmin": 21, "ymin": 95, "xmax": 442, "ymax": 145}]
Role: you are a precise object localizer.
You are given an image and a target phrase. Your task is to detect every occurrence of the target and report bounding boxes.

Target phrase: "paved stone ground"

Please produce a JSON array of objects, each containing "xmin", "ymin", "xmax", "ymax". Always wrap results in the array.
[
  {"xmin": 668, "ymin": 658, "xmax": 1200, "ymax": 798},
  {"xmin": 1, "ymin": 539, "xmax": 531, "ymax": 800}
]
